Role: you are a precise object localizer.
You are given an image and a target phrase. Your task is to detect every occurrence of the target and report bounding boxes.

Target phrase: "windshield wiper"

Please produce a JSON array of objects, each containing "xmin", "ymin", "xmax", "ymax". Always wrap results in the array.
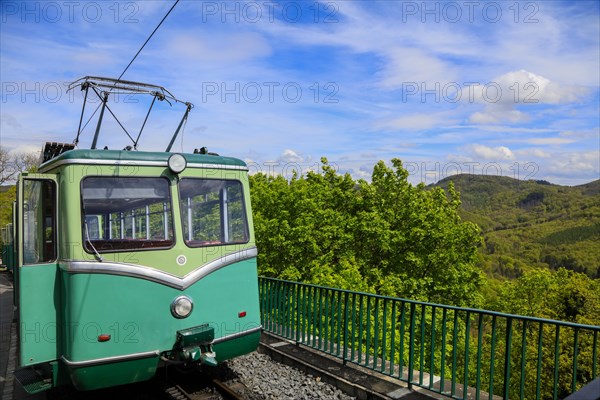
[{"xmin": 84, "ymin": 222, "xmax": 103, "ymax": 262}]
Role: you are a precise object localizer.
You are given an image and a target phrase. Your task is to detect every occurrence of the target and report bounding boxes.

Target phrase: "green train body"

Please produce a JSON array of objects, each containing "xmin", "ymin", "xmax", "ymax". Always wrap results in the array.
[
  {"xmin": 1, "ymin": 222, "xmax": 16, "ymax": 273},
  {"xmin": 12, "ymin": 147, "xmax": 261, "ymax": 392}
]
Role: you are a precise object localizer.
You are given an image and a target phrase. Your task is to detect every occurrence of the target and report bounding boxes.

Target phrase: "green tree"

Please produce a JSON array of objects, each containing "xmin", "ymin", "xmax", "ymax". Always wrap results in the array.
[
  {"xmin": 250, "ymin": 158, "xmax": 483, "ymax": 307},
  {"xmin": 0, "ymin": 146, "xmax": 39, "ymax": 185},
  {"xmin": 0, "ymin": 147, "xmax": 39, "ymax": 247}
]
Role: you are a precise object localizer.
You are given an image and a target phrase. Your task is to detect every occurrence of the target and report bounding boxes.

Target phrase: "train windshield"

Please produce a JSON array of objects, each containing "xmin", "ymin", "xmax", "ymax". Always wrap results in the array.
[
  {"xmin": 81, "ymin": 177, "xmax": 174, "ymax": 252},
  {"xmin": 178, "ymin": 179, "xmax": 249, "ymax": 247}
]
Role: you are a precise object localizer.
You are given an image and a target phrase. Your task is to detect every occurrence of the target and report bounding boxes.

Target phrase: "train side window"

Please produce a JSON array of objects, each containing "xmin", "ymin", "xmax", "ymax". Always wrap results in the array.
[
  {"xmin": 22, "ymin": 179, "xmax": 57, "ymax": 264},
  {"xmin": 81, "ymin": 177, "xmax": 174, "ymax": 252},
  {"xmin": 179, "ymin": 179, "xmax": 249, "ymax": 247}
]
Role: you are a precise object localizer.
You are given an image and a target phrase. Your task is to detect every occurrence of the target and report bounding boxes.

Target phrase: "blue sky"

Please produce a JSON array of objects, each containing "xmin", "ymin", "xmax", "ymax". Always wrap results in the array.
[{"xmin": 1, "ymin": 0, "xmax": 599, "ymax": 185}]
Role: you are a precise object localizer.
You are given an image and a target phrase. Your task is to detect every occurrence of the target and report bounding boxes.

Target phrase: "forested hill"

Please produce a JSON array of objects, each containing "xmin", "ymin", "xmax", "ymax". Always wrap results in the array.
[{"xmin": 434, "ymin": 175, "xmax": 600, "ymax": 278}]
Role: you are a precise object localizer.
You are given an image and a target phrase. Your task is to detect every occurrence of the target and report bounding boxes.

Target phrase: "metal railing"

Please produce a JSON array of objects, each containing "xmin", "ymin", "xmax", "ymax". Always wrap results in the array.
[{"xmin": 259, "ymin": 277, "xmax": 600, "ymax": 400}]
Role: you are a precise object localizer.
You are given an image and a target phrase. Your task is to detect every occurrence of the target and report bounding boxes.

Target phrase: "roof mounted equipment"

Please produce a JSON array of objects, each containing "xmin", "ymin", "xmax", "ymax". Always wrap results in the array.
[{"xmin": 67, "ymin": 76, "xmax": 194, "ymax": 151}]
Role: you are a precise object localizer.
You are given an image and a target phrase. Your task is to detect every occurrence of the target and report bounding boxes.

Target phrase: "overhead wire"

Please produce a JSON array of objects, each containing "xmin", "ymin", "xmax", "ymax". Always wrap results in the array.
[
  {"xmin": 77, "ymin": 0, "xmax": 181, "ymax": 142},
  {"xmin": 117, "ymin": 0, "xmax": 180, "ymax": 81}
]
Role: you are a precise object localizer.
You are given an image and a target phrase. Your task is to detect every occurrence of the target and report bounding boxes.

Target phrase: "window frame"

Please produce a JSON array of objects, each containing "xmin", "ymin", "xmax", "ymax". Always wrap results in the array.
[
  {"xmin": 178, "ymin": 178, "xmax": 250, "ymax": 248},
  {"xmin": 80, "ymin": 175, "xmax": 176, "ymax": 254},
  {"xmin": 20, "ymin": 178, "xmax": 58, "ymax": 265}
]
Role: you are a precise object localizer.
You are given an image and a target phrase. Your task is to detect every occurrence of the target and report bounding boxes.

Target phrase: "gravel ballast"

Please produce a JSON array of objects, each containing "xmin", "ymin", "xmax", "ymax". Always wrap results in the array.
[{"xmin": 227, "ymin": 351, "xmax": 356, "ymax": 400}]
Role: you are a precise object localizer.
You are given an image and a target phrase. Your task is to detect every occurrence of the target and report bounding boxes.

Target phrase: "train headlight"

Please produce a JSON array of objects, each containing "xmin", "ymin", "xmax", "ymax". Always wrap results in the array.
[
  {"xmin": 171, "ymin": 295, "xmax": 193, "ymax": 319},
  {"xmin": 168, "ymin": 153, "xmax": 187, "ymax": 174}
]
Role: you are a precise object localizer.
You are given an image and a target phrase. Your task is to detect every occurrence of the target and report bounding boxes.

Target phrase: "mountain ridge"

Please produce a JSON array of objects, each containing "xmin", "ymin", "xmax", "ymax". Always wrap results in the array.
[{"xmin": 433, "ymin": 174, "xmax": 600, "ymax": 278}]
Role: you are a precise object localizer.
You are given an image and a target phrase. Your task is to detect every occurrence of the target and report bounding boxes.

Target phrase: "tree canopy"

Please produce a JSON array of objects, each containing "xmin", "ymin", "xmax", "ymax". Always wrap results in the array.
[
  {"xmin": 0, "ymin": 146, "xmax": 38, "ymax": 185},
  {"xmin": 250, "ymin": 158, "xmax": 484, "ymax": 307}
]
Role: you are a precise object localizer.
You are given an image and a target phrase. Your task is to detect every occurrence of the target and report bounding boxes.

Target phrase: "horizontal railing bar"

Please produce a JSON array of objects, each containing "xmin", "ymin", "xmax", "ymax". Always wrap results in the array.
[{"xmin": 259, "ymin": 277, "xmax": 600, "ymax": 331}]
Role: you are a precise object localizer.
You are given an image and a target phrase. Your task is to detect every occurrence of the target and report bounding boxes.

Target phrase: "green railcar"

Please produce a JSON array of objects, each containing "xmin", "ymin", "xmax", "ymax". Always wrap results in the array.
[
  {"xmin": 1, "ymin": 222, "xmax": 15, "ymax": 273},
  {"xmin": 12, "ymin": 78, "xmax": 261, "ymax": 393}
]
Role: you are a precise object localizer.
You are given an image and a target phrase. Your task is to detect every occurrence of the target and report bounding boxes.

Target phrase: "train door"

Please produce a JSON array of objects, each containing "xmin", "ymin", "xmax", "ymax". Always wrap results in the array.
[{"xmin": 16, "ymin": 174, "xmax": 60, "ymax": 366}]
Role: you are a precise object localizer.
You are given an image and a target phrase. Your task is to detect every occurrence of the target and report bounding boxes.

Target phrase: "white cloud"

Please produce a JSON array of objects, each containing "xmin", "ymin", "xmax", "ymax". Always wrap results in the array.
[
  {"xmin": 374, "ymin": 111, "xmax": 460, "ymax": 132},
  {"xmin": 165, "ymin": 31, "xmax": 272, "ymax": 64},
  {"xmin": 545, "ymin": 151, "xmax": 600, "ymax": 180},
  {"xmin": 8, "ymin": 144, "xmax": 41, "ymax": 156},
  {"xmin": 468, "ymin": 70, "xmax": 587, "ymax": 124},
  {"xmin": 469, "ymin": 107, "xmax": 530, "ymax": 124},
  {"xmin": 465, "ymin": 144, "xmax": 515, "ymax": 160},
  {"xmin": 490, "ymin": 70, "xmax": 585, "ymax": 105},
  {"xmin": 279, "ymin": 149, "xmax": 306, "ymax": 163},
  {"xmin": 491, "ymin": 4, "xmax": 600, "ymax": 87},
  {"xmin": 514, "ymin": 148, "xmax": 551, "ymax": 158},
  {"xmin": 559, "ymin": 129, "xmax": 600, "ymax": 140},
  {"xmin": 245, "ymin": 149, "xmax": 317, "ymax": 177},
  {"xmin": 526, "ymin": 138, "xmax": 575, "ymax": 145},
  {"xmin": 0, "ymin": 113, "xmax": 22, "ymax": 130},
  {"xmin": 377, "ymin": 47, "xmax": 457, "ymax": 90}
]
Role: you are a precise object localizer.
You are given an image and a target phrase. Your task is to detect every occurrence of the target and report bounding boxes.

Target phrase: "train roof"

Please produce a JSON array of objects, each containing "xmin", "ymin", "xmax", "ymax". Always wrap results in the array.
[{"xmin": 39, "ymin": 148, "xmax": 248, "ymax": 173}]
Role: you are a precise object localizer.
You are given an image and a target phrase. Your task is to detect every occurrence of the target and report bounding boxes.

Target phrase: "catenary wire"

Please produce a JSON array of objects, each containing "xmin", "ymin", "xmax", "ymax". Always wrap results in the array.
[{"xmin": 78, "ymin": 0, "xmax": 181, "ymax": 140}]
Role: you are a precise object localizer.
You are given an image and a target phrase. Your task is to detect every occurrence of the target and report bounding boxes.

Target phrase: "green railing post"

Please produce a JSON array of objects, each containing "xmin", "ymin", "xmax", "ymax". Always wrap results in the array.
[
  {"xmin": 398, "ymin": 301, "xmax": 406, "ymax": 380},
  {"xmin": 295, "ymin": 283, "xmax": 300, "ymax": 344},
  {"xmin": 419, "ymin": 304, "xmax": 426, "ymax": 386},
  {"xmin": 301, "ymin": 284, "xmax": 307, "ymax": 344},
  {"xmin": 476, "ymin": 314, "xmax": 484, "ymax": 400},
  {"xmin": 536, "ymin": 322, "xmax": 543, "ymax": 400},
  {"xmin": 489, "ymin": 315, "xmax": 497, "ymax": 400},
  {"xmin": 374, "ymin": 297, "xmax": 380, "ymax": 370},
  {"xmin": 366, "ymin": 297, "xmax": 372, "ymax": 367},
  {"xmin": 287, "ymin": 282, "xmax": 293, "ymax": 338},
  {"xmin": 275, "ymin": 280, "xmax": 281, "ymax": 335},
  {"xmin": 337, "ymin": 290, "xmax": 342, "ymax": 357},
  {"xmin": 553, "ymin": 325, "xmax": 561, "ymax": 400},
  {"xmin": 572, "ymin": 328, "xmax": 579, "ymax": 393},
  {"xmin": 451, "ymin": 310, "xmax": 459, "ymax": 397},
  {"xmin": 440, "ymin": 308, "xmax": 448, "ymax": 394},
  {"xmin": 331, "ymin": 289, "xmax": 337, "ymax": 354},
  {"xmin": 408, "ymin": 302, "xmax": 416, "ymax": 388},
  {"xmin": 390, "ymin": 301, "xmax": 397, "ymax": 376},
  {"xmin": 504, "ymin": 318, "xmax": 513, "ymax": 400},
  {"xmin": 324, "ymin": 288, "xmax": 330, "ymax": 352},
  {"xmin": 593, "ymin": 330, "xmax": 598, "ymax": 380},
  {"xmin": 311, "ymin": 287, "xmax": 321, "ymax": 347},
  {"xmin": 381, "ymin": 299, "xmax": 388, "ymax": 372},
  {"xmin": 343, "ymin": 291, "xmax": 349, "ymax": 365},
  {"xmin": 464, "ymin": 311, "xmax": 472, "ymax": 400},
  {"xmin": 429, "ymin": 306, "xmax": 437, "ymax": 390},
  {"xmin": 358, "ymin": 295, "xmax": 364, "ymax": 364},
  {"xmin": 318, "ymin": 287, "xmax": 323, "ymax": 350},
  {"xmin": 351, "ymin": 293, "xmax": 357, "ymax": 363},
  {"xmin": 519, "ymin": 320, "xmax": 528, "ymax": 400}
]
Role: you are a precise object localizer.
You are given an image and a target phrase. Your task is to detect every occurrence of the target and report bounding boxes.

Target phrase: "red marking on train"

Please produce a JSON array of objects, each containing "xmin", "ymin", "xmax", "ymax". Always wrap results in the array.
[{"xmin": 98, "ymin": 334, "xmax": 111, "ymax": 342}]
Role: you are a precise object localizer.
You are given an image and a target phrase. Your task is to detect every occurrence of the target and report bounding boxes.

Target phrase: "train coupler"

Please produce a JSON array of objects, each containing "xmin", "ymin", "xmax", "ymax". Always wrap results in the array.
[
  {"xmin": 180, "ymin": 345, "xmax": 217, "ymax": 366},
  {"xmin": 175, "ymin": 324, "xmax": 218, "ymax": 366}
]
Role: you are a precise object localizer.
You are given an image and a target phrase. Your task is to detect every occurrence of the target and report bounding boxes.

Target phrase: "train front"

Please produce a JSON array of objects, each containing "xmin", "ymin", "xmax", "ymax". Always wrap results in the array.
[{"xmin": 55, "ymin": 150, "xmax": 261, "ymax": 390}]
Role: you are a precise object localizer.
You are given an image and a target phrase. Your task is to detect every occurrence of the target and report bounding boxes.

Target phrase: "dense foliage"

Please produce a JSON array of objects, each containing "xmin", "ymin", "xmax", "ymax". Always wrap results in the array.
[
  {"xmin": 435, "ymin": 175, "xmax": 600, "ymax": 279},
  {"xmin": 0, "ymin": 185, "xmax": 16, "ymax": 246},
  {"xmin": 251, "ymin": 163, "xmax": 599, "ymax": 398},
  {"xmin": 488, "ymin": 268, "xmax": 600, "ymax": 325},
  {"xmin": 250, "ymin": 158, "xmax": 484, "ymax": 307}
]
